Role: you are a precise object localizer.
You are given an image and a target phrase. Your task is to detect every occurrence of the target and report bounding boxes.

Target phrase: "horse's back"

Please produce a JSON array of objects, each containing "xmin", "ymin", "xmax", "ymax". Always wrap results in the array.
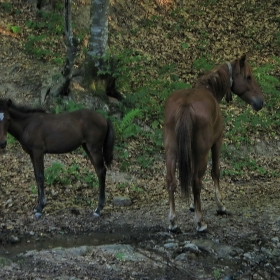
[
  {"xmin": 164, "ymin": 88, "xmax": 223, "ymax": 147},
  {"xmin": 165, "ymin": 88, "xmax": 218, "ymax": 125},
  {"xmin": 63, "ymin": 109, "xmax": 108, "ymax": 143},
  {"xmin": 42, "ymin": 109, "xmax": 107, "ymax": 130},
  {"xmin": 23, "ymin": 109, "xmax": 108, "ymax": 154},
  {"xmin": 76, "ymin": 109, "xmax": 107, "ymax": 127}
]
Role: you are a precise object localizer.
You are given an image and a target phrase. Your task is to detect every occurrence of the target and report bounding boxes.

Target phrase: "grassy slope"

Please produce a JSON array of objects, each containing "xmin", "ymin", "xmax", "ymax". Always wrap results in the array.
[
  {"xmin": 0, "ymin": 0, "xmax": 279, "ymax": 181},
  {"xmin": 107, "ymin": 0, "xmax": 280, "ymax": 179}
]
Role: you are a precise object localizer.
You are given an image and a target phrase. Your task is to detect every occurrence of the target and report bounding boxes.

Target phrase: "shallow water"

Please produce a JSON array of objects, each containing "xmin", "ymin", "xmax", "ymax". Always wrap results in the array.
[{"xmin": 0, "ymin": 230, "xmax": 130, "ymax": 259}]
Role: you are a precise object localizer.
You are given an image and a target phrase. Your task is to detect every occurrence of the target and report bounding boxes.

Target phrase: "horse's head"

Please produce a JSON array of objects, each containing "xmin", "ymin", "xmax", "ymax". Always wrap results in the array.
[
  {"xmin": 0, "ymin": 99, "xmax": 12, "ymax": 149},
  {"xmin": 230, "ymin": 54, "xmax": 264, "ymax": 111}
]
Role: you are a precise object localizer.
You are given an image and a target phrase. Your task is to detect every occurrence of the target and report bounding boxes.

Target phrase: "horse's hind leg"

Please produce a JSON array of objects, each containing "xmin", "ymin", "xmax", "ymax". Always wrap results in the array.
[
  {"xmin": 166, "ymin": 149, "xmax": 178, "ymax": 231},
  {"xmin": 83, "ymin": 144, "xmax": 106, "ymax": 217},
  {"xmin": 211, "ymin": 139, "xmax": 226, "ymax": 214},
  {"xmin": 30, "ymin": 152, "xmax": 46, "ymax": 218}
]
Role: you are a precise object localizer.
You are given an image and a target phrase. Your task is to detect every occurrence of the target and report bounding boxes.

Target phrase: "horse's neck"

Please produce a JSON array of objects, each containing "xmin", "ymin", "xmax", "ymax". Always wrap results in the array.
[
  {"xmin": 196, "ymin": 63, "xmax": 232, "ymax": 103},
  {"xmin": 8, "ymin": 109, "xmax": 32, "ymax": 140}
]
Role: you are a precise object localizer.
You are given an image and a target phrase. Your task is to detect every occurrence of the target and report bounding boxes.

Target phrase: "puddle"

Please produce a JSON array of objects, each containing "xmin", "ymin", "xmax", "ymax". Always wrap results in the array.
[{"xmin": 0, "ymin": 230, "xmax": 131, "ymax": 259}]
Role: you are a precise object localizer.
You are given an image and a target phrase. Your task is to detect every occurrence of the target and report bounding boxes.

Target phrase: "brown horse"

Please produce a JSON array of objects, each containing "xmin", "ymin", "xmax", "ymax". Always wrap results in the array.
[
  {"xmin": 164, "ymin": 55, "xmax": 264, "ymax": 232},
  {"xmin": 0, "ymin": 99, "xmax": 115, "ymax": 218}
]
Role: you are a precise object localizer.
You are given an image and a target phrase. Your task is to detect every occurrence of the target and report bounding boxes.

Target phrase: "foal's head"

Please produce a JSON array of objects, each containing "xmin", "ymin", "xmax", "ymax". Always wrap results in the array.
[
  {"xmin": 231, "ymin": 55, "xmax": 264, "ymax": 111},
  {"xmin": 0, "ymin": 99, "xmax": 11, "ymax": 149}
]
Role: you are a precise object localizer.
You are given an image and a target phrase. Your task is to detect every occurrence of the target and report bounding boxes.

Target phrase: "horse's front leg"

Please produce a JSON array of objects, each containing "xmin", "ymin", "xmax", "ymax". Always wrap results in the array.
[
  {"xmin": 211, "ymin": 141, "xmax": 226, "ymax": 215},
  {"xmin": 30, "ymin": 152, "xmax": 45, "ymax": 218},
  {"xmin": 193, "ymin": 154, "xmax": 208, "ymax": 232}
]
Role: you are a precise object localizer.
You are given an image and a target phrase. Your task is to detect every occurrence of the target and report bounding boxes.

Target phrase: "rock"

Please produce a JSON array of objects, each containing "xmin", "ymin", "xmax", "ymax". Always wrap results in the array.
[
  {"xmin": 112, "ymin": 196, "xmax": 132, "ymax": 207},
  {"xmin": 163, "ymin": 242, "xmax": 178, "ymax": 250},
  {"xmin": 183, "ymin": 243, "xmax": 201, "ymax": 253},
  {"xmin": 97, "ymin": 244, "xmax": 147, "ymax": 261},
  {"xmin": 272, "ymin": 248, "xmax": 280, "ymax": 257},
  {"xmin": 175, "ymin": 253, "xmax": 187, "ymax": 261},
  {"xmin": 190, "ymin": 239, "xmax": 239, "ymax": 259},
  {"xmin": 261, "ymin": 247, "xmax": 273, "ymax": 257},
  {"xmin": 243, "ymin": 252, "xmax": 252, "ymax": 260},
  {"xmin": 271, "ymin": 237, "xmax": 279, "ymax": 243},
  {"xmin": 9, "ymin": 235, "xmax": 20, "ymax": 244}
]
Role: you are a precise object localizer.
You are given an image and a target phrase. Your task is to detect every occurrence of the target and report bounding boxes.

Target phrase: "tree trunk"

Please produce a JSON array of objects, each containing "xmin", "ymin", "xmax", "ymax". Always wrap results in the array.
[
  {"xmin": 88, "ymin": 0, "xmax": 109, "ymax": 70},
  {"xmin": 85, "ymin": 0, "xmax": 121, "ymax": 101}
]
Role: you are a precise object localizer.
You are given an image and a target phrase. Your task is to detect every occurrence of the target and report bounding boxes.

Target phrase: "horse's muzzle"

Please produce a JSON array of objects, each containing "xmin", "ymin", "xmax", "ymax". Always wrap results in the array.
[
  {"xmin": 0, "ymin": 141, "xmax": 7, "ymax": 149},
  {"xmin": 252, "ymin": 99, "xmax": 264, "ymax": 112}
]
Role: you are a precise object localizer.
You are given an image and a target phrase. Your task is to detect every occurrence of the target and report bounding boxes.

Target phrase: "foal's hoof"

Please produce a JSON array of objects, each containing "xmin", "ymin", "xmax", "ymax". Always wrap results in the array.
[
  {"xmin": 34, "ymin": 212, "xmax": 42, "ymax": 219},
  {"xmin": 216, "ymin": 207, "xmax": 227, "ymax": 215},
  {"xmin": 196, "ymin": 222, "xmax": 207, "ymax": 232},
  {"xmin": 94, "ymin": 208, "xmax": 101, "ymax": 217},
  {"xmin": 168, "ymin": 225, "xmax": 182, "ymax": 234},
  {"xmin": 189, "ymin": 202, "xmax": 195, "ymax": 212}
]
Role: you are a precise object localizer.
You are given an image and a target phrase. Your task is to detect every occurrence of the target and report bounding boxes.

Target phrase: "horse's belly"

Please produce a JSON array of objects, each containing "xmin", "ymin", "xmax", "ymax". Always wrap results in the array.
[
  {"xmin": 45, "ymin": 132, "xmax": 82, "ymax": 154},
  {"xmin": 46, "ymin": 142, "xmax": 81, "ymax": 154}
]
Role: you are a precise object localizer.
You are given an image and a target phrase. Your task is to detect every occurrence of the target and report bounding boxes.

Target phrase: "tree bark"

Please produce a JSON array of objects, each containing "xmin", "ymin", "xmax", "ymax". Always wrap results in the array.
[
  {"xmin": 85, "ymin": 0, "xmax": 122, "ymax": 101},
  {"xmin": 86, "ymin": 0, "xmax": 109, "ymax": 74}
]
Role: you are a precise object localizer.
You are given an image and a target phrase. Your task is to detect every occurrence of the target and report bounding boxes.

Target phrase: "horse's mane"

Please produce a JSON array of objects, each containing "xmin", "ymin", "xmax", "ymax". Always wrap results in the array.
[
  {"xmin": 195, "ymin": 64, "xmax": 232, "ymax": 102},
  {"xmin": 240, "ymin": 60, "xmax": 253, "ymax": 78},
  {"xmin": 0, "ymin": 99, "xmax": 8, "ymax": 110},
  {"xmin": 10, "ymin": 100, "xmax": 46, "ymax": 114},
  {"xmin": 195, "ymin": 57, "xmax": 254, "ymax": 103}
]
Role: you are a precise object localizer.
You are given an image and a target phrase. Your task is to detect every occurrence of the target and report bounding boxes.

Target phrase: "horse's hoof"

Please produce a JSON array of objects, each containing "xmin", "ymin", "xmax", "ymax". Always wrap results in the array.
[
  {"xmin": 94, "ymin": 208, "xmax": 101, "ymax": 217},
  {"xmin": 216, "ymin": 208, "xmax": 227, "ymax": 215},
  {"xmin": 35, "ymin": 212, "xmax": 42, "ymax": 219},
  {"xmin": 168, "ymin": 225, "xmax": 181, "ymax": 234},
  {"xmin": 196, "ymin": 222, "xmax": 207, "ymax": 232},
  {"xmin": 189, "ymin": 203, "xmax": 195, "ymax": 212}
]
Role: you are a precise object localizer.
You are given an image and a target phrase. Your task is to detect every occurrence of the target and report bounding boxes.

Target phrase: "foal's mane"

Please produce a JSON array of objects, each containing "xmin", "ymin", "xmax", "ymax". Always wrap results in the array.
[
  {"xmin": 10, "ymin": 100, "xmax": 46, "ymax": 114},
  {"xmin": 196, "ymin": 63, "xmax": 232, "ymax": 102},
  {"xmin": 0, "ymin": 99, "xmax": 46, "ymax": 118}
]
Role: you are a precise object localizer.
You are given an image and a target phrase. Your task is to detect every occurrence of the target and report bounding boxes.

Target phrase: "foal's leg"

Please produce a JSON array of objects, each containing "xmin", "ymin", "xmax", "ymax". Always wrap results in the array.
[
  {"xmin": 193, "ymin": 155, "xmax": 208, "ymax": 232},
  {"xmin": 30, "ymin": 152, "xmax": 46, "ymax": 218},
  {"xmin": 83, "ymin": 144, "xmax": 106, "ymax": 217},
  {"xmin": 211, "ymin": 140, "xmax": 226, "ymax": 214}
]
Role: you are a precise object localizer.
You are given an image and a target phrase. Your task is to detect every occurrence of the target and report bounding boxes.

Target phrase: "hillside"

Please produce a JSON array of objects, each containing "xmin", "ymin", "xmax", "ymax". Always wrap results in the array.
[{"xmin": 0, "ymin": 1, "xmax": 279, "ymax": 279}]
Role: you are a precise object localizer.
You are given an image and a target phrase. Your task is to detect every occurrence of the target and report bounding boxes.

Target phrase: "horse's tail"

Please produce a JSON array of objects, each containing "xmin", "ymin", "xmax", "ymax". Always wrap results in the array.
[
  {"xmin": 175, "ymin": 104, "xmax": 193, "ymax": 200},
  {"xmin": 103, "ymin": 118, "xmax": 115, "ymax": 168}
]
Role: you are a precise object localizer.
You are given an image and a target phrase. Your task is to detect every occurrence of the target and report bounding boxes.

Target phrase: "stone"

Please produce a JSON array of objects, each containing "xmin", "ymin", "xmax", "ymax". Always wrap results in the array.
[
  {"xmin": 112, "ymin": 196, "xmax": 132, "ymax": 207},
  {"xmin": 175, "ymin": 253, "xmax": 187, "ymax": 261},
  {"xmin": 164, "ymin": 242, "xmax": 178, "ymax": 250},
  {"xmin": 183, "ymin": 243, "xmax": 201, "ymax": 253}
]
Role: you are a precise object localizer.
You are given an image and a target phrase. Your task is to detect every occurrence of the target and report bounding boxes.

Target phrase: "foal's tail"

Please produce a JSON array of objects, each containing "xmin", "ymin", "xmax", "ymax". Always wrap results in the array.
[
  {"xmin": 175, "ymin": 104, "xmax": 193, "ymax": 200},
  {"xmin": 103, "ymin": 119, "xmax": 115, "ymax": 168}
]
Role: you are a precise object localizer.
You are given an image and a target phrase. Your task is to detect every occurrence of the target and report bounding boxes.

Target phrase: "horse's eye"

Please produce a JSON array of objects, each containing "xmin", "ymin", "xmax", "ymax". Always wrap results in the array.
[{"xmin": 246, "ymin": 75, "xmax": 251, "ymax": 80}]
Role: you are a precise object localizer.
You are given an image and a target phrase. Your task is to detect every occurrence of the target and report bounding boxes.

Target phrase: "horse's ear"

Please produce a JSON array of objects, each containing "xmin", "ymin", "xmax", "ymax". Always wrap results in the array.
[{"xmin": 240, "ymin": 54, "xmax": 247, "ymax": 68}]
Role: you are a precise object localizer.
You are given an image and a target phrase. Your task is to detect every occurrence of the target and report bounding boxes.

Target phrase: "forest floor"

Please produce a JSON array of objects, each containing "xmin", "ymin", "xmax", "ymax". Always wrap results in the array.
[{"xmin": 0, "ymin": 0, "xmax": 279, "ymax": 279}]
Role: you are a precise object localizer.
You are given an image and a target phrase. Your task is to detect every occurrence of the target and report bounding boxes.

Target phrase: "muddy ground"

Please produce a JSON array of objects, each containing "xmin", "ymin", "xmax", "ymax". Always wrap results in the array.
[{"xmin": 0, "ymin": 140, "xmax": 279, "ymax": 280}]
